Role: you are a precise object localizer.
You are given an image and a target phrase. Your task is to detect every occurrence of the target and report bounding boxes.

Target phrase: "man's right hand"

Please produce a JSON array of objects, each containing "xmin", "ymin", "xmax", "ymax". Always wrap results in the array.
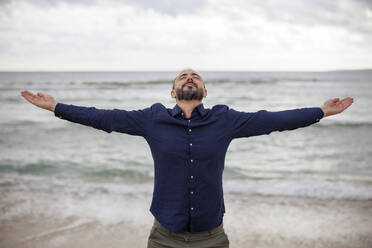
[{"xmin": 21, "ymin": 90, "xmax": 57, "ymax": 112}]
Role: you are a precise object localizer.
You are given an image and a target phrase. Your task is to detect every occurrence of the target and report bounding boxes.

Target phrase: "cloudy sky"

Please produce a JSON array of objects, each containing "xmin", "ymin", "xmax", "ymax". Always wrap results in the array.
[{"xmin": 0, "ymin": 0, "xmax": 371, "ymax": 71}]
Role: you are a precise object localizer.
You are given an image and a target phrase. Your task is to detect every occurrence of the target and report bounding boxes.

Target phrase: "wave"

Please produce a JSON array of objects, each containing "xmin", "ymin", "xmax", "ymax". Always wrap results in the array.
[
  {"xmin": 232, "ymin": 79, "xmax": 278, "ymax": 84},
  {"xmin": 4, "ymin": 80, "xmax": 133, "ymax": 87},
  {"xmin": 0, "ymin": 78, "xmax": 332, "ymax": 87},
  {"xmin": 83, "ymin": 168, "xmax": 152, "ymax": 183},
  {"xmin": 315, "ymin": 122, "xmax": 372, "ymax": 128},
  {"xmin": 3, "ymin": 119, "xmax": 372, "ymax": 129},
  {"xmin": 2, "ymin": 161, "xmax": 372, "ymax": 200},
  {"xmin": 0, "ymin": 120, "xmax": 53, "ymax": 128},
  {"xmin": 0, "ymin": 162, "xmax": 152, "ymax": 183},
  {"xmin": 0, "ymin": 162, "xmax": 61, "ymax": 175},
  {"xmin": 83, "ymin": 79, "xmax": 282, "ymax": 85},
  {"xmin": 1, "ymin": 70, "xmax": 371, "ymax": 87},
  {"xmin": 224, "ymin": 179, "xmax": 372, "ymax": 200},
  {"xmin": 82, "ymin": 80, "xmax": 172, "ymax": 87}
]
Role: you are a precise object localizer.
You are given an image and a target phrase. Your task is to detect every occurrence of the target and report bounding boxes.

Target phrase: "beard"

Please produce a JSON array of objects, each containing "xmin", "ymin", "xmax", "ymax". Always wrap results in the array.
[{"xmin": 175, "ymin": 85, "xmax": 204, "ymax": 100}]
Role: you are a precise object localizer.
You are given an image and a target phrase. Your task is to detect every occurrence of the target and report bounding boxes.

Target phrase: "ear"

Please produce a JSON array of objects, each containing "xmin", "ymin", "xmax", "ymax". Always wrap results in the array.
[
  {"xmin": 171, "ymin": 89, "xmax": 176, "ymax": 99},
  {"xmin": 203, "ymin": 88, "xmax": 208, "ymax": 98}
]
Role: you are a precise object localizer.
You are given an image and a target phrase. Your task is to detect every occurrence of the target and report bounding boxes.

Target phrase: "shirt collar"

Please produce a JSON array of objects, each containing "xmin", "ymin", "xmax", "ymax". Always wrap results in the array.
[{"xmin": 171, "ymin": 103, "xmax": 207, "ymax": 117}]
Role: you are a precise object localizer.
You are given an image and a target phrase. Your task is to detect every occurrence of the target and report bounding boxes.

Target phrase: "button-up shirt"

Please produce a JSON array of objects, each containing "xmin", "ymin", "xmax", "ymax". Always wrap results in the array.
[{"xmin": 54, "ymin": 102, "xmax": 324, "ymax": 233}]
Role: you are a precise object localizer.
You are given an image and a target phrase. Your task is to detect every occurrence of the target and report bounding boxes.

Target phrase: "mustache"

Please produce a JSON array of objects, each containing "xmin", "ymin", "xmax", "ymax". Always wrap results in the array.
[{"xmin": 183, "ymin": 81, "xmax": 197, "ymax": 88}]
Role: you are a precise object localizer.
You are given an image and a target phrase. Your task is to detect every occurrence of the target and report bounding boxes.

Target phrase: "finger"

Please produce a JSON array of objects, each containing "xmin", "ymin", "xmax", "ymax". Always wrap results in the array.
[
  {"xmin": 22, "ymin": 91, "xmax": 39, "ymax": 102},
  {"xmin": 340, "ymin": 97, "xmax": 351, "ymax": 101},
  {"xmin": 332, "ymin": 98, "xmax": 340, "ymax": 103},
  {"xmin": 24, "ymin": 95, "xmax": 36, "ymax": 103},
  {"xmin": 22, "ymin": 92, "xmax": 34, "ymax": 100},
  {"xmin": 341, "ymin": 102, "xmax": 352, "ymax": 111},
  {"xmin": 339, "ymin": 98, "xmax": 353, "ymax": 110},
  {"xmin": 344, "ymin": 98, "xmax": 354, "ymax": 108},
  {"xmin": 340, "ymin": 97, "xmax": 353, "ymax": 105},
  {"xmin": 21, "ymin": 90, "xmax": 35, "ymax": 98},
  {"xmin": 21, "ymin": 91, "xmax": 38, "ymax": 103},
  {"xmin": 344, "ymin": 97, "xmax": 354, "ymax": 102},
  {"xmin": 37, "ymin": 92, "xmax": 47, "ymax": 98},
  {"xmin": 337, "ymin": 98, "xmax": 348, "ymax": 106}
]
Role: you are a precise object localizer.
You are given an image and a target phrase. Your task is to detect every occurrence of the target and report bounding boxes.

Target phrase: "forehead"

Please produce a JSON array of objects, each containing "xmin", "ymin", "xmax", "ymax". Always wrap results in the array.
[{"xmin": 177, "ymin": 69, "xmax": 201, "ymax": 78}]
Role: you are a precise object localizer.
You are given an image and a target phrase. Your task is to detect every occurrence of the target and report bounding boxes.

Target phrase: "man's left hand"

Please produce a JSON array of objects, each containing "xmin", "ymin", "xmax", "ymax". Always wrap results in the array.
[{"xmin": 321, "ymin": 97, "xmax": 354, "ymax": 118}]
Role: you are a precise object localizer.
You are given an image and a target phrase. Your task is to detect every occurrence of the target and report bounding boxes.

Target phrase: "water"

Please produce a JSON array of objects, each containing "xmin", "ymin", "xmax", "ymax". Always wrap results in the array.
[{"xmin": 1, "ymin": 70, "xmax": 372, "ymax": 247}]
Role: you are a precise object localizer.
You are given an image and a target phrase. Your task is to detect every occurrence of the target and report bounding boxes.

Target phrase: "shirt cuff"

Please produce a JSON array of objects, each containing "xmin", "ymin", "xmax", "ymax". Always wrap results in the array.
[
  {"xmin": 316, "ymin": 107, "xmax": 324, "ymax": 122},
  {"xmin": 54, "ymin": 102, "xmax": 67, "ymax": 119}
]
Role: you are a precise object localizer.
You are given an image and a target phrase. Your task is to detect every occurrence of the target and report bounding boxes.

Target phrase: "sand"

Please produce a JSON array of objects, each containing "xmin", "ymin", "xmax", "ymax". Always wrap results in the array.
[{"xmin": 1, "ymin": 193, "xmax": 372, "ymax": 248}]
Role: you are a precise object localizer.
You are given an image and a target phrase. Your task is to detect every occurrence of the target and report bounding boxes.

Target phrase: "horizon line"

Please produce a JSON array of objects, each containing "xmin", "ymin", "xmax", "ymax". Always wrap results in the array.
[{"xmin": 0, "ymin": 68, "xmax": 371, "ymax": 73}]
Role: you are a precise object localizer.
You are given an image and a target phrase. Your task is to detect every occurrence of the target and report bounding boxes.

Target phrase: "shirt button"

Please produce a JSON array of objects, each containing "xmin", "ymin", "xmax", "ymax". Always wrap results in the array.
[
  {"xmin": 181, "ymin": 113, "xmax": 184, "ymax": 115},
  {"xmin": 189, "ymin": 129, "xmax": 192, "ymax": 132},
  {"xmin": 188, "ymin": 120, "xmax": 191, "ymax": 123},
  {"xmin": 190, "ymin": 191, "xmax": 194, "ymax": 195},
  {"xmin": 190, "ymin": 159, "xmax": 193, "ymax": 163},
  {"xmin": 190, "ymin": 175, "xmax": 194, "ymax": 179},
  {"xmin": 190, "ymin": 207, "xmax": 194, "ymax": 211},
  {"xmin": 189, "ymin": 143, "xmax": 192, "ymax": 146}
]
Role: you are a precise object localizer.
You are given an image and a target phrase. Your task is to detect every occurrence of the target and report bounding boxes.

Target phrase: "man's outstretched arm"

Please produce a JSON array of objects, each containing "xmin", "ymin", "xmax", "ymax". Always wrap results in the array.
[
  {"xmin": 20, "ymin": 90, "xmax": 151, "ymax": 136},
  {"xmin": 229, "ymin": 97, "xmax": 354, "ymax": 139}
]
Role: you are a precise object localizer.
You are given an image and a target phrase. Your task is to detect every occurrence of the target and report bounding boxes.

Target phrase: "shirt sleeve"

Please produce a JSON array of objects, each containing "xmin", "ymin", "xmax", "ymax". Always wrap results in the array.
[
  {"xmin": 54, "ymin": 102, "xmax": 152, "ymax": 137},
  {"xmin": 228, "ymin": 107, "xmax": 324, "ymax": 139}
]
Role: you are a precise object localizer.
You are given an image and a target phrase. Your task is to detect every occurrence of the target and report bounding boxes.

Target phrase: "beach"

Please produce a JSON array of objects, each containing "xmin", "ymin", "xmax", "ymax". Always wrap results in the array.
[
  {"xmin": 1, "ymin": 70, "xmax": 372, "ymax": 247},
  {"xmin": 1, "ymin": 186, "xmax": 372, "ymax": 248}
]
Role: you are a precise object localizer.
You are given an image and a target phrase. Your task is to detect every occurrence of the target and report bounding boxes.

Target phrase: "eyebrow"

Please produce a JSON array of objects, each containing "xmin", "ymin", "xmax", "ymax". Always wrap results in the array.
[{"xmin": 178, "ymin": 72, "xmax": 201, "ymax": 78}]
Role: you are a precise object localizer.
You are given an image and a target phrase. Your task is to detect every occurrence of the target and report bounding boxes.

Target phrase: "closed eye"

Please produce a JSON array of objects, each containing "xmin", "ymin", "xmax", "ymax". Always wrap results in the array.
[
  {"xmin": 177, "ymin": 72, "xmax": 201, "ymax": 80},
  {"xmin": 191, "ymin": 73, "xmax": 201, "ymax": 79}
]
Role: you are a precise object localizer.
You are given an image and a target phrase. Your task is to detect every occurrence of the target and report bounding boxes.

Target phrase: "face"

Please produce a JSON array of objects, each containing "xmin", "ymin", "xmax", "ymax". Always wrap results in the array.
[{"xmin": 171, "ymin": 69, "xmax": 207, "ymax": 101}]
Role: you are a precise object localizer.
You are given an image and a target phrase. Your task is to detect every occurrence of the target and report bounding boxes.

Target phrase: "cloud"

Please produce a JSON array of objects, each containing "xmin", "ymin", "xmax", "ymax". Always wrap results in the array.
[
  {"xmin": 0, "ymin": 0, "xmax": 371, "ymax": 70},
  {"xmin": 120, "ymin": 0, "xmax": 207, "ymax": 16},
  {"xmin": 0, "ymin": 0, "xmax": 208, "ymax": 15},
  {"xmin": 211, "ymin": 0, "xmax": 372, "ymax": 35}
]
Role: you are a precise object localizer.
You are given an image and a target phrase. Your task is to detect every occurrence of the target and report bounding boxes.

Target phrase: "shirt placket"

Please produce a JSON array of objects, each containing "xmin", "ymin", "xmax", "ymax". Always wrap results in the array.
[{"xmin": 181, "ymin": 112, "xmax": 196, "ymax": 231}]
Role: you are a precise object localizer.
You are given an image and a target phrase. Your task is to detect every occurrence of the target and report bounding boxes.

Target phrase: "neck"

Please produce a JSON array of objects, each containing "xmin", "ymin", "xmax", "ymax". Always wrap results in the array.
[{"xmin": 176, "ymin": 99, "xmax": 202, "ymax": 119}]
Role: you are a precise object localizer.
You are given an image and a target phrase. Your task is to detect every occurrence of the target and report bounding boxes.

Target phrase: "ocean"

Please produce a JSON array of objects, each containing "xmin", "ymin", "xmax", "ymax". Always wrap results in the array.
[{"xmin": 1, "ymin": 70, "xmax": 372, "ymax": 248}]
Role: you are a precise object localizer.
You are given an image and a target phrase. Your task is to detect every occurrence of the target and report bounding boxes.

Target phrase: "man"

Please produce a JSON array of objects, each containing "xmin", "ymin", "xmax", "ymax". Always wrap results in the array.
[{"xmin": 21, "ymin": 69, "xmax": 353, "ymax": 248}]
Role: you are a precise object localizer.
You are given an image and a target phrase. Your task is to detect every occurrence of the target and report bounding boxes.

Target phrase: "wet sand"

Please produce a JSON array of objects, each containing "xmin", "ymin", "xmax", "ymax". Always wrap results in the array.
[{"xmin": 1, "ymin": 193, "xmax": 372, "ymax": 248}]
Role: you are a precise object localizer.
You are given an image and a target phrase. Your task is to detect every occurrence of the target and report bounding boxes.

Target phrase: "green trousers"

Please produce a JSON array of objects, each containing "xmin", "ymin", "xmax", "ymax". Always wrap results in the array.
[{"xmin": 147, "ymin": 218, "xmax": 230, "ymax": 248}]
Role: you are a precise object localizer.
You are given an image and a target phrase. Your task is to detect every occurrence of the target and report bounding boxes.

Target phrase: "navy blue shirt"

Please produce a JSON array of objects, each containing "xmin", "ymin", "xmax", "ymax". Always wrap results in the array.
[{"xmin": 54, "ymin": 102, "xmax": 324, "ymax": 233}]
